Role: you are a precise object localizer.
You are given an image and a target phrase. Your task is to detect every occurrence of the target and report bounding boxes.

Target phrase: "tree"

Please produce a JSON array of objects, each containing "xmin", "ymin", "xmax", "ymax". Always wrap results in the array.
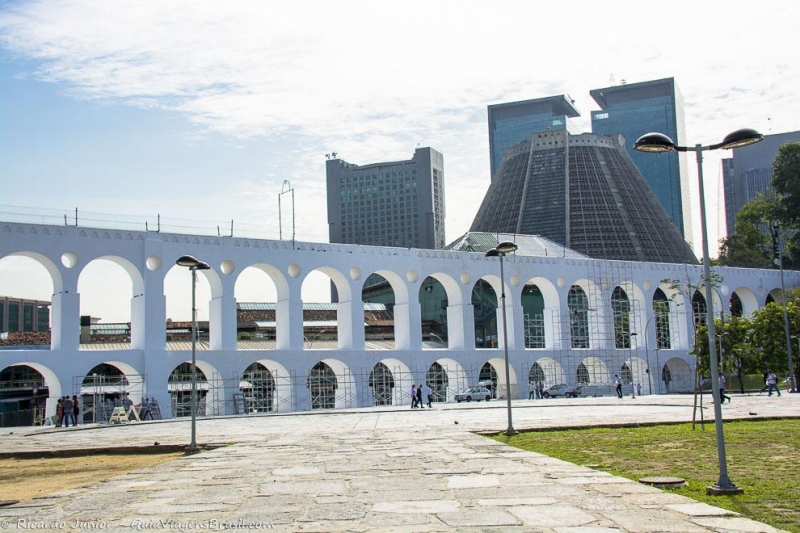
[
  {"xmin": 694, "ymin": 317, "xmax": 759, "ymax": 393},
  {"xmin": 750, "ymin": 299, "xmax": 800, "ymax": 378},
  {"xmin": 771, "ymin": 141, "xmax": 800, "ymax": 260},
  {"xmin": 717, "ymin": 194, "xmax": 779, "ymax": 268}
]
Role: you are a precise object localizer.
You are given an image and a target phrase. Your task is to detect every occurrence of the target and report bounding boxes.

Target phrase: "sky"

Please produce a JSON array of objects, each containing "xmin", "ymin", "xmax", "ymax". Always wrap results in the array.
[{"xmin": 1, "ymin": 0, "xmax": 799, "ymax": 322}]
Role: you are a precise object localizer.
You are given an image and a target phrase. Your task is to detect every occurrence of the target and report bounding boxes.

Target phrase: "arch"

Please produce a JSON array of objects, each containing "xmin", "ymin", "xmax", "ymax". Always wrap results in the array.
[
  {"xmin": 611, "ymin": 286, "xmax": 631, "ymax": 349},
  {"xmin": 521, "ymin": 280, "xmax": 552, "ymax": 349},
  {"xmin": 376, "ymin": 357, "xmax": 412, "ymax": 406},
  {"xmin": 472, "ymin": 278, "xmax": 497, "ymax": 348},
  {"xmin": 247, "ymin": 359, "xmax": 292, "ymax": 412},
  {"xmin": 234, "ymin": 264, "xmax": 286, "ymax": 350},
  {"xmin": 81, "ymin": 361, "xmax": 145, "ymax": 423},
  {"xmin": 729, "ymin": 292, "xmax": 743, "ymax": 318},
  {"xmin": 660, "ymin": 357, "xmax": 693, "ymax": 393},
  {"xmin": 369, "ymin": 362, "xmax": 395, "ymax": 406},
  {"xmin": 1, "ymin": 252, "xmax": 63, "ymax": 294},
  {"xmin": 568, "ymin": 285, "xmax": 590, "ymax": 349},
  {"xmin": 692, "ymin": 290, "xmax": 707, "ymax": 326},
  {"xmin": 0, "ymin": 363, "xmax": 54, "ymax": 426},
  {"xmin": 531, "ymin": 357, "xmax": 564, "ymax": 387},
  {"xmin": 623, "ymin": 356, "xmax": 649, "ymax": 392},
  {"xmin": 653, "ymin": 288, "xmax": 672, "ymax": 350},
  {"xmin": 729, "ymin": 287, "xmax": 758, "ymax": 317},
  {"xmin": 362, "ymin": 272, "xmax": 396, "ymax": 349},
  {"xmin": 419, "ymin": 276, "xmax": 449, "ymax": 348},
  {"xmin": 479, "ymin": 357, "xmax": 518, "ymax": 399},
  {"xmin": 307, "ymin": 358, "xmax": 354, "ymax": 409},
  {"xmin": 240, "ymin": 362, "xmax": 275, "ymax": 413},
  {"xmin": 168, "ymin": 359, "xmax": 223, "ymax": 417},
  {"xmin": 578, "ymin": 356, "xmax": 610, "ymax": 385},
  {"xmin": 301, "ymin": 268, "xmax": 349, "ymax": 349},
  {"xmin": 77, "ymin": 257, "xmax": 140, "ymax": 347},
  {"xmin": 427, "ymin": 358, "xmax": 467, "ymax": 402}
]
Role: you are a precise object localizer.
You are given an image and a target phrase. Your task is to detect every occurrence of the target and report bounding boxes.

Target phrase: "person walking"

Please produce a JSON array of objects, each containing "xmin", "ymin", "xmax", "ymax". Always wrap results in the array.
[
  {"xmin": 55, "ymin": 397, "xmax": 64, "ymax": 427},
  {"xmin": 718, "ymin": 374, "xmax": 731, "ymax": 404},
  {"xmin": 536, "ymin": 381, "xmax": 543, "ymax": 399},
  {"xmin": 410, "ymin": 385, "xmax": 418, "ymax": 408},
  {"xmin": 425, "ymin": 385, "xmax": 433, "ymax": 408},
  {"xmin": 614, "ymin": 375, "xmax": 623, "ymax": 398},
  {"xmin": 141, "ymin": 397, "xmax": 153, "ymax": 420},
  {"xmin": 416, "ymin": 384, "xmax": 424, "ymax": 409},
  {"xmin": 766, "ymin": 370, "xmax": 782, "ymax": 397}
]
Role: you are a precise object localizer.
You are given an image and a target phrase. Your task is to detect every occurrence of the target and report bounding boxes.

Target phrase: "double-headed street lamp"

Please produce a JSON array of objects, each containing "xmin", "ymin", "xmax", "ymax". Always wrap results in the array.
[
  {"xmin": 175, "ymin": 255, "xmax": 211, "ymax": 454},
  {"xmin": 635, "ymin": 127, "xmax": 763, "ymax": 495},
  {"xmin": 486, "ymin": 241, "xmax": 518, "ymax": 437}
]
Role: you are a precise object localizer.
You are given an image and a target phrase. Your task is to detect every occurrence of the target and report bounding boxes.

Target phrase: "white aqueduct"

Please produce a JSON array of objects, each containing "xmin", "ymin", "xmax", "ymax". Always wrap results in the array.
[{"xmin": 1, "ymin": 221, "xmax": 797, "ymax": 420}]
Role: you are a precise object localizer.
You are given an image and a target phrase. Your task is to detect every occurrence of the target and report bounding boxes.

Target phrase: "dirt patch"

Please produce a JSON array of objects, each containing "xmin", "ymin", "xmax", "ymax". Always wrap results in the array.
[{"xmin": 0, "ymin": 453, "xmax": 183, "ymax": 503}]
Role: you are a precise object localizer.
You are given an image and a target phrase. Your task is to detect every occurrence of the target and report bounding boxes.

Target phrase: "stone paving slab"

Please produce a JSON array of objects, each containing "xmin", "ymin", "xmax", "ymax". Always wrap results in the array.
[{"xmin": 0, "ymin": 394, "xmax": 795, "ymax": 532}]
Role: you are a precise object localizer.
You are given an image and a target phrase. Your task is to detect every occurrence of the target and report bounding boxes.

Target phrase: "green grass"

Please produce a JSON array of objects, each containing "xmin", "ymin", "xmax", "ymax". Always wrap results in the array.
[{"xmin": 493, "ymin": 419, "xmax": 800, "ymax": 533}]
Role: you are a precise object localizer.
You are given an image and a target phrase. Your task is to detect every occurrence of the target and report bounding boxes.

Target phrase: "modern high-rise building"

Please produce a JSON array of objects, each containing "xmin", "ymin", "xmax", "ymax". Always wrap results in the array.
[
  {"xmin": 487, "ymin": 95, "xmax": 582, "ymax": 179},
  {"xmin": 469, "ymin": 131, "xmax": 696, "ymax": 264},
  {"xmin": 590, "ymin": 78, "xmax": 692, "ymax": 241},
  {"xmin": 722, "ymin": 130, "xmax": 800, "ymax": 235},
  {"xmin": 326, "ymin": 147, "xmax": 445, "ymax": 249}
]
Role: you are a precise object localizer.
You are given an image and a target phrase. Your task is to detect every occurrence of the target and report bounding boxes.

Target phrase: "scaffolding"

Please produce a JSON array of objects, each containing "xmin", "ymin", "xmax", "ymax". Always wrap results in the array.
[{"xmin": 74, "ymin": 373, "xmax": 147, "ymax": 424}]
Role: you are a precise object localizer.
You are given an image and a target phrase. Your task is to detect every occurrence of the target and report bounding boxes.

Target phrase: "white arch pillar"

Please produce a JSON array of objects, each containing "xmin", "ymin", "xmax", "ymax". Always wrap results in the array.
[
  {"xmin": 277, "ymin": 294, "xmax": 304, "ymax": 350},
  {"xmin": 394, "ymin": 302, "xmax": 421, "ymax": 350},
  {"xmin": 210, "ymin": 293, "xmax": 236, "ymax": 350},
  {"xmin": 446, "ymin": 303, "xmax": 469, "ymax": 349},
  {"xmin": 51, "ymin": 290, "xmax": 79, "ymax": 350},
  {"xmin": 337, "ymin": 299, "xmax": 364, "ymax": 350}
]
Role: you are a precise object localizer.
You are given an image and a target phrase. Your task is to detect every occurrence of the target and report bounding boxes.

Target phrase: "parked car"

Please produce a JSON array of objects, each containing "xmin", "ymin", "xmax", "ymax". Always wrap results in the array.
[
  {"xmin": 454, "ymin": 386, "xmax": 492, "ymax": 403},
  {"xmin": 541, "ymin": 384, "xmax": 582, "ymax": 398}
]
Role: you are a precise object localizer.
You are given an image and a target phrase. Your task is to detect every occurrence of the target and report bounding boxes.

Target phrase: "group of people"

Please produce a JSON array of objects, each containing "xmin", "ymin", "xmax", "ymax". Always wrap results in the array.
[
  {"xmin": 410, "ymin": 384, "xmax": 433, "ymax": 408},
  {"xmin": 55, "ymin": 395, "xmax": 80, "ymax": 427},
  {"xmin": 528, "ymin": 381, "xmax": 543, "ymax": 399}
]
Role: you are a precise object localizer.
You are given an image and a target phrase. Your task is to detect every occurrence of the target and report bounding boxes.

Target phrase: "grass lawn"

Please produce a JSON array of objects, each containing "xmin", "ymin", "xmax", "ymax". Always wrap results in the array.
[{"xmin": 493, "ymin": 419, "xmax": 800, "ymax": 533}]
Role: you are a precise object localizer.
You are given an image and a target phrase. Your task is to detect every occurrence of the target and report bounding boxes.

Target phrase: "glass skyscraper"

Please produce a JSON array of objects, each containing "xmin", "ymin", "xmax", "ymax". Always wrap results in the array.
[
  {"xmin": 487, "ymin": 95, "xmax": 582, "ymax": 179},
  {"xmin": 590, "ymin": 78, "xmax": 691, "ymax": 241}
]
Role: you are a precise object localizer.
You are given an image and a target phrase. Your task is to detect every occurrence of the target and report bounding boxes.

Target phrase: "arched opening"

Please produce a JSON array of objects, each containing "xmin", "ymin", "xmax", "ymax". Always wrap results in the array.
[
  {"xmin": 369, "ymin": 362, "xmax": 395, "ymax": 406},
  {"xmin": 0, "ymin": 255, "xmax": 55, "ymax": 349},
  {"xmin": 81, "ymin": 362, "xmax": 145, "ymax": 423},
  {"xmin": 77, "ymin": 258, "xmax": 135, "ymax": 348},
  {"xmin": 522, "ymin": 284, "xmax": 545, "ymax": 348},
  {"xmin": 612, "ymin": 286, "xmax": 631, "ymax": 348},
  {"xmin": 168, "ymin": 362, "xmax": 209, "ymax": 417},
  {"xmin": 165, "ymin": 263, "xmax": 212, "ymax": 349},
  {"xmin": 660, "ymin": 357, "xmax": 693, "ymax": 393},
  {"xmin": 479, "ymin": 362, "xmax": 497, "ymax": 398},
  {"xmin": 307, "ymin": 361, "xmax": 337, "ymax": 409},
  {"xmin": 235, "ymin": 265, "xmax": 280, "ymax": 349},
  {"xmin": 419, "ymin": 276, "xmax": 448, "ymax": 348},
  {"xmin": 729, "ymin": 292, "xmax": 743, "ymax": 317},
  {"xmin": 240, "ymin": 362, "xmax": 275, "ymax": 413},
  {"xmin": 302, "ymin": 270, "xmax": 340, "ymax": 349},
  {"xmin": 426, "ymin": 362, "xmax": 449, "ymax": 402},
  {"xmin": 362, "ymin": 273, "xmax": 395, "ymax": 349},
  {"xmin": 472, "ymin": 279, "xmax": 497, "ymax": 348},
  {"xmin": 620, "ymin": 362, "xmax": 632, "ymax": 385},
  {"xmin": 653, "ymin": 288, "xmax": 671, "ymax": 349},
  {"xmin": 577, "ymin": 362, "xmax": 590, "ymax": 384},
  {"xmin": 0, "ymin": 364, "xmax": 48, "ymax": 427},
  {"xmin": 692, "ymin": 291, "xmax": 707, "ymax": 327},
  {"xmin": 568, "ymin": 285, "xmax": 589, "ymax": 349}
]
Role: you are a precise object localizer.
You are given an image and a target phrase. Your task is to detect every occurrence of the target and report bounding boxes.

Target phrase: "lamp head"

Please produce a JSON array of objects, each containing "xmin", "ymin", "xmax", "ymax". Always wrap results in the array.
[
  {"xmin": 196, "ymin": 261, "xmax": 211, "ymax": 271},
  {"xmin": 720, "ymin": 128, "xmax": 763, "ymax": 150},
  {"xmin": 634, "ymin": 132, "xmax": 677, "ymax": 153},
  {"xmin": 176, "ymin": 255, "xmax": 200, "ymax": 268},
  {"xmin": 485, "ymin": 249, "xmax": 500, "ymax": 258}
]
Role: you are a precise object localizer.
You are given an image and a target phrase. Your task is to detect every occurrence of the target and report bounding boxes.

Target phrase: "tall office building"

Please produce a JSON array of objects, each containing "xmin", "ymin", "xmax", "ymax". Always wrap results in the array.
[
  {"xmin": 590, "ymin": 78, "xmax": 692, "ymax": 241},
  {"xmin": 487, "ymin": 95, "xmax": 582, "ymax": 179},
  {"xmin": 326, "ymin": 147, "xmax": 445, "ymax": 249},
  {"xmin": 722, "ymin": 130, "xmax": 800, "ymax": 235},
  {"xmin": 469, "ymin": 131, "xmax": 696, "ymax": 264}
]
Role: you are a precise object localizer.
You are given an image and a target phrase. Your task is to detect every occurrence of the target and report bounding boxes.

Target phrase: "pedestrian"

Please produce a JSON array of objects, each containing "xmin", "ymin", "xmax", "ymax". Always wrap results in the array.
[
  {"xmin": 536, "ymin": 381, "xmax": 543, "ymax": 399},
  {"xmin": 766, "ymin": 370, "xmax": 781, "ymax": 397},
  {"xmin": 416, "ymin": 384, "xmax": 423, "ymax": 408},
  {"xmin": 614, "ymin": 375, "xmax": 622, "ymax": 398},
  {"xmin": 529, "ymin": 385, "xmax": 535, "ymax": 400},
  {"xmin": 72, "ymin": 394, "xmax": 80, "ymax": 425},
  {"xmin": 718, "ymin": 374, "xmax": 731, "ymax": 403},
  {"xmin": 55, "ymin": 397, "xmax": 64, "ymax": 427},
  {"xmin": 410, "ymin": 385, "xmax": 418, "ymax": 408},
  {"xmin": 636, "ymin": 382, "xmax": 642, "ymax": 396},
  {"xmin": 760, "ymin": 371, "xmax": 769, "ymax": 394},
  {"xmin": 62, "ymin": 395, "xmax": 75, "ymax": 427},
  {"xmin": 425, "ymin": 385, "xmax": 433, "ymax": 408},
  {"xmin": 141, "ymin": 397, "xmax": 153, "ymax": 420}
]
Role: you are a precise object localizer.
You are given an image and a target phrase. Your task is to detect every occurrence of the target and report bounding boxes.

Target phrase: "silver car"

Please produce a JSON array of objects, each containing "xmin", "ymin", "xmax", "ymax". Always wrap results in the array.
[{"xmin": 454, "ymin": 386, "xmax": 492, "ymax": 403}]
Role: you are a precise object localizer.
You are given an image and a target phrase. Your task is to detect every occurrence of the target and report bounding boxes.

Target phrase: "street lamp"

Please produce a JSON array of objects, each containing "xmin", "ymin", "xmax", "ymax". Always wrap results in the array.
[
  {"xmin": 643, "ymin": 315, "xmax": 656, "ymax": 395},
  {"xmin": 629, "ymin": 332, "xmax": 638, "ymax": 399},
  {"xmin": 175, "ymin": 254, "xmax": 211, "ymax": 454},
  {"xmin": 772, "ymin": 221, "xmax": 796, "ymax": 393},
  {"xmin": 635, "ymin": 127, "xmax": 762, "ymax": 495},
  {"xmin": 486, "ymin": 241, "xmax": 518, "ymax": 437},
  {"xmin": 716, "ymin": 332, "xmax": 729, "ymax": 372}
]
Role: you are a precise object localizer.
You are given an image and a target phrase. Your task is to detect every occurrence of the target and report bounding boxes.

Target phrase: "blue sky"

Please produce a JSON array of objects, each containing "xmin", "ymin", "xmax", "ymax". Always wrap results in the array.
[{"xmin": 1, "ymin": 0, "xmax": 799, "ymax": 321}]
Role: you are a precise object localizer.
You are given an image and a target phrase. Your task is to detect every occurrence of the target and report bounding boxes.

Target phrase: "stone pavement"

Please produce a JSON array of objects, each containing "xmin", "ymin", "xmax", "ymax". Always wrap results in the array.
[{"xmin": 1, "ymin": 393, "xmax": 796, "ymax": 532}]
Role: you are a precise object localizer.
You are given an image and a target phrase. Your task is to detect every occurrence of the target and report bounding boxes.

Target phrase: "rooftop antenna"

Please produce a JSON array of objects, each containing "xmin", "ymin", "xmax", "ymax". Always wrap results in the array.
[{"xmin": 278, "ymin": 180, "xmax": 296, "ymax": 249}]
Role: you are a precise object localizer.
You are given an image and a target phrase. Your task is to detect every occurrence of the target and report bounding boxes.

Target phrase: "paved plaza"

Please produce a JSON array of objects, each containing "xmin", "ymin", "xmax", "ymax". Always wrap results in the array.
[{"xmin": 1, "ymin": 393, "xmax": 797, "ymax": 532}]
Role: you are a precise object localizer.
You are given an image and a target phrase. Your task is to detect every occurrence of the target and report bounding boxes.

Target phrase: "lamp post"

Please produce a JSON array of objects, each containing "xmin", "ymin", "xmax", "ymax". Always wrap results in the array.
[
  {"xmin": 629, "ymin": 332, "xmax": 638, "ymax": 399},
  {"xmin": 175, "ymin": 255, "xmax": 211, "ymax": 454},
  {"xmin": 486, "ymin": 241, "xmax": 518, "ymax": 437},
  {"xmin": 772, "ymin": 222, "xmax": 796, "ymax": 393},
  {"xmin": 635, "ymin": 127, "xmax": 762, "ymax": 495},
  {"xmin": 643, "ymin": 315, "xmax": 657, "ymax": 395},
  {"xmin": 716, "ymin": 332, "xmax": 729, "ymax": 373}
]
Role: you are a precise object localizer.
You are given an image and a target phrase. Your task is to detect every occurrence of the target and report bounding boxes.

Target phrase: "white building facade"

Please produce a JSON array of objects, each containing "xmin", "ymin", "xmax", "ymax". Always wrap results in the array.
[{"xmin": 1, "ymin": 221, "xmax": 796, "ymax": 420}]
